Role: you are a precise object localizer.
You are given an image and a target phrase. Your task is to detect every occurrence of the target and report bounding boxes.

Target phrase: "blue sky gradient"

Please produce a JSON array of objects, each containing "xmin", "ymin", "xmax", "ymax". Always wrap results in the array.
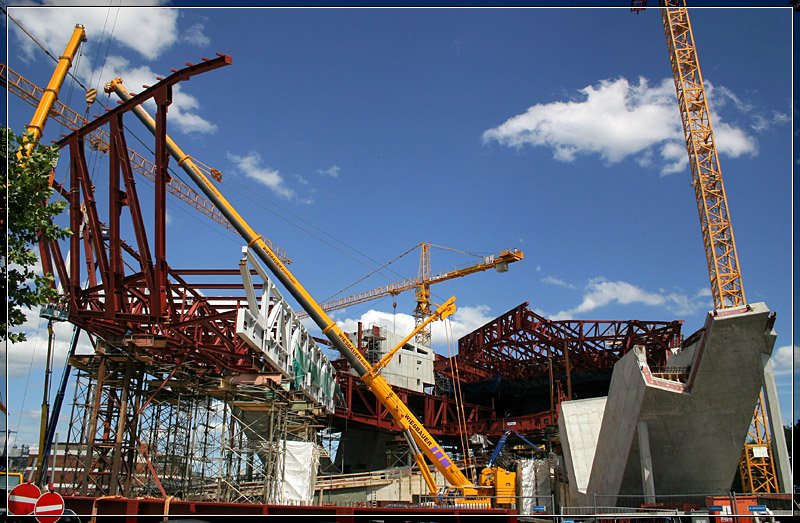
[{"xmin": 4, "ymin": 4, "xmax": 794, "ymax": 449}]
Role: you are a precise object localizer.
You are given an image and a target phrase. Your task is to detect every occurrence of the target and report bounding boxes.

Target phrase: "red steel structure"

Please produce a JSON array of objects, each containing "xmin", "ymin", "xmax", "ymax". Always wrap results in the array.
[
  {"xmin": 440, "ymin": 302, "xmax": 684, "ymax": 382},
  {"xmin": 36, "ymin": 54, "xmax": 684, "ymax": 446},
  {"xmin": 330, "ymin": 303, "xmax": 683, "ymax": 438},
  {"xmin": 39, "ymin": 55, "xmax": 267, "ymax": 376}
]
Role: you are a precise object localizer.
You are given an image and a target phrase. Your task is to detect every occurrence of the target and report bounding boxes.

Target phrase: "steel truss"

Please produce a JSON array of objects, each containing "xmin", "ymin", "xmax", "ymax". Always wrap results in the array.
[{"xmin": 438, "ymin": 302, "xmax": 684, "ymax": 382}]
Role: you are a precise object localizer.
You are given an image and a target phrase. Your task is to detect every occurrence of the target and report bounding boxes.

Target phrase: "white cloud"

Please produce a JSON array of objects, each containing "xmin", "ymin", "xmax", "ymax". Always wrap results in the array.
[
  {"xmin": 4, "ymin": 305, "xmax": 95, "ymax": 378},
  {"xmin": 483, "ymin": 76, "xmax": 762, "ymax": 175},
  {"xmin": 87, "ymin": 56, "xmax": 218, "ymax": 135},
  {"xmin": 10, "ymin": 3, "xmax": 177, "ymax": 62},
  {"xmin": 333, "ymin": 304, "xmax": 494, "ymax": 352},
  {"xmin": 769, "ymin": 344, "xmax": 796, "ymax": 376},
  {"xmin": 227, "ymin": 151, "xmax": 296, "ymax": 200},
  {"xmin": 317, "ymin": 165, "xmax": 341, "ymax": 178},
  {"xmin": 182, "ymin": 21, "xmax": 210, "ymax": 47},
  {"xmin": 541, "ymin": 275, "xmax": 577, "ymax": 290},
  {"xmin": 550, "ymin": 277, "xmax": 711, "ymax": 319}
]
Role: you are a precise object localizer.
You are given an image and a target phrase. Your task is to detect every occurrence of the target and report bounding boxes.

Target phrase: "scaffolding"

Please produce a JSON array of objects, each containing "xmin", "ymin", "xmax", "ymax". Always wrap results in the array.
[{"xmin": 60, "ymin": 343, "xmax": 323, "ymax": 504}]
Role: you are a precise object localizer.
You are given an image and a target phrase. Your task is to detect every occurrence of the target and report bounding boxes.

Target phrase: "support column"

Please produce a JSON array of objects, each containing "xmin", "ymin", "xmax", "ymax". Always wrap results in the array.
[
  {"xmin": 761, "ymin": 354, "xmax": 791, "ymax": 492},
  {"xmin": 637, "ymin": 420, "xmax": 655, "ymax": 504}
]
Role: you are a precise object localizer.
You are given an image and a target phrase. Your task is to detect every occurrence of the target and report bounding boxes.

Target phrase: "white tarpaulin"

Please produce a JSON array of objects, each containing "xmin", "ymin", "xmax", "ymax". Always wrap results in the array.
[
  {"xmin": 278, "ymin": 440, "xmax": 320, "ymax": 503},
  {"xmin": 519, "ymin": 457, "xmax": 552, "ymax": 514}
]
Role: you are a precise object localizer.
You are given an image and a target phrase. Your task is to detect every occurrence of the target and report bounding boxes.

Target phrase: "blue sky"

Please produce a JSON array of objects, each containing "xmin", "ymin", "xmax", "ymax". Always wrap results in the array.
[{"xmin": 3, "ymin": 4, "xmax": 794, "ymax": 450}]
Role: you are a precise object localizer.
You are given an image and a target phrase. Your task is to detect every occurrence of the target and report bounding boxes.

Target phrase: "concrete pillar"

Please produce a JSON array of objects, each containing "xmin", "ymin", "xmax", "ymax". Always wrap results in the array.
[
  {"xmin": 637, "ymin": 420, "xmax": 655, "ymax": 504},
  {"xmin": 761, "ymin": 354, "xmax": 792, "ymax": 492}
]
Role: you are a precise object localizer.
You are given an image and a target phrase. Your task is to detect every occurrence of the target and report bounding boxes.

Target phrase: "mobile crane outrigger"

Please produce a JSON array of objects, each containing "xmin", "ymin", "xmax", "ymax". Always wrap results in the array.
[{"xmin": 106, "ymin": 75, "xmax": 514, "ymax": 508}]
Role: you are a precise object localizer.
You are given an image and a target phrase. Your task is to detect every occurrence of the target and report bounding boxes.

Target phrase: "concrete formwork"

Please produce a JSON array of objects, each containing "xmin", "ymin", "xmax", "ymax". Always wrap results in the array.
[{"xmin": 560, "ymin": 302, "xmax": 779, "ymax": 505}]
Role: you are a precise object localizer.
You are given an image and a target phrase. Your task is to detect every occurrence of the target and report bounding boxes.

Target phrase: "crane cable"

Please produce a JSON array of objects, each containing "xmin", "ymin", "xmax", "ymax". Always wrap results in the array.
[
  {"xmin": 5, "ymin": 5, "xmax": 443, "ymax": 303},
  {"xmin": 320, "ymin": 242, "xmax": 419, "ymax": 303},
  {"xmin": 446, "ymin": 318, "xmax": 475, "ymax": 483}
]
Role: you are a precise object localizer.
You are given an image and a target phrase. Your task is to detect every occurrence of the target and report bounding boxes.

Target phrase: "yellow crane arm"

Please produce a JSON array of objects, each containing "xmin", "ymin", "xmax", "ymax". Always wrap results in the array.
[
  {"xmin": 298, "ymin": 248, "xmax": 524, "ymax": 318},
  {"xmin": 660, "ymin": 0, "xmax": 745, "ymax": 310},
  {"xmin": 2, "ymin": 65, "xmax": 291, "ymax": 265},
  {"xmin": 126, "ymin": 68, "xmax": 478, "ymax": 494},
  {"xmin": 20, "ymin": 24, "xmax": 86, "ymax": 158}
]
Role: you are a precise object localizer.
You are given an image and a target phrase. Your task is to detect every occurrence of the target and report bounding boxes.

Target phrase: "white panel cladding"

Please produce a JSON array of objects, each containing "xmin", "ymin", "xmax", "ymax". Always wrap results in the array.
[{"xmin": 235, "ymin": 247, "xmax": 337, "ymax": 412}]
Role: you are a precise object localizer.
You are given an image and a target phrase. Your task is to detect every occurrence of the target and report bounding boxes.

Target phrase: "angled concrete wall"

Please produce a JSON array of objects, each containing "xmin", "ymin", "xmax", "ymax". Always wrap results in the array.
[
  {"xmin": 557, "ymin": 397, "xmax": 606, "ymax": 506},
  {"xmin": 583, "ymin": 302, "xmax": 777, "ymax": 503}
]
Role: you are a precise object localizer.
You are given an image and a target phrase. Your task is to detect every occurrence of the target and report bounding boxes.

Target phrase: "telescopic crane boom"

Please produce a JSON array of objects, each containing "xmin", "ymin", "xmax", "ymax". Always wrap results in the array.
[{"xmin": 107, "ymin": 63, "xmax": 491, "ymax": 504}]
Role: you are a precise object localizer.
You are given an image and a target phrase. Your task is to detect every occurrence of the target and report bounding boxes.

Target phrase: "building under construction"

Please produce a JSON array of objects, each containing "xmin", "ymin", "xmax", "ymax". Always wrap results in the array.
[{"xmin": 2, "ymin": 2, "xmax": 794, "ymax": 521}]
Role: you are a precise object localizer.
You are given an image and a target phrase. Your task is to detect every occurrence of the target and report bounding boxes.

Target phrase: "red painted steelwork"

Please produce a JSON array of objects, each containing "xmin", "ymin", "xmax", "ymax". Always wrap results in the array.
[
  {"xmin": 62, "ymin": 495, "xmax": 517, "ymax": 520},
  {"xmin": 437, "ymin": 302, "xmax": 683, "ymax": 382},
  {"xmin": 41, "ymin": 56, "xmax": 268, "ymax": 375}
]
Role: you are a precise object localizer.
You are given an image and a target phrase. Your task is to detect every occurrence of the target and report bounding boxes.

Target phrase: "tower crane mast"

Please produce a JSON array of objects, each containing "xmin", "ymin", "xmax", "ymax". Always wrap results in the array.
[
  {"xmin": 659, "ymin": 0, "xmax": 745, "ymax": 310},
  {"xmin": 634, "ymin": 0, "xmax": 778, "ymax": 493}
]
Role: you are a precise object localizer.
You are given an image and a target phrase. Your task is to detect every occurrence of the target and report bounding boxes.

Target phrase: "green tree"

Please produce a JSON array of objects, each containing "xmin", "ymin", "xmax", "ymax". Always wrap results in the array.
[{"xmin": 2, "ymin": 127, "xmax": 71, "ymax": 343}]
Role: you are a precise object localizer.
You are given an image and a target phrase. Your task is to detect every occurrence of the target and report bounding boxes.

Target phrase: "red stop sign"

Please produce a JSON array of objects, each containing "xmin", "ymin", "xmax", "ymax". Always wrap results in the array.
[
  {"xmin": 8, "ymin": 482, "xmax": 41, "ymax": 515},
  {"xmin": 34, "ymin": 491, "xmax": 65, "ymax": 523}
]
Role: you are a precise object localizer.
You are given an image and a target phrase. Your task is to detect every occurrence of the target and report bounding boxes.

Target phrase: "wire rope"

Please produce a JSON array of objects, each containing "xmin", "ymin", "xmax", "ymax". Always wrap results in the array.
[{"xmin": 13, "ymin": 314, "xmax": 45, "ymax": 442}]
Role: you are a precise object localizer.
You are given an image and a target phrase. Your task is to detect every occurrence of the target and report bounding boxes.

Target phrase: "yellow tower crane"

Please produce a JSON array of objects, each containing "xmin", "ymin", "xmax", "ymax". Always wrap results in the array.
[
  {"xmin": 298, "ymin": 242, "xmax": 524, "ymax": 347},
  {"xmin": 633, "ymin": 0, "xmax": 778, "ymax": 493}
]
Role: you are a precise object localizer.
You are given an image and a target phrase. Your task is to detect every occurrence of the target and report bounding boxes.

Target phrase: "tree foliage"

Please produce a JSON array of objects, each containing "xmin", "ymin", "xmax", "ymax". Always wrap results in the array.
[{"xmin": 2, "ymin": 127, "xmax": 71, "ymax": 343}]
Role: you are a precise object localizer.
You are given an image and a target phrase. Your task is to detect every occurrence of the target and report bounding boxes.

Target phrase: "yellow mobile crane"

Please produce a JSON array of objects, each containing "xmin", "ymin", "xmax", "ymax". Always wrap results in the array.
[
  {"xmin": 633, "ymin": 0, "xmax": 778, "ymax": 492},
  {"xmin": 109, "ymin": 68, "xmax": 512, "ymax": 507},
  {"xmin": 18, "ymin": 24, "xmax": 86, "ymax": 160}
]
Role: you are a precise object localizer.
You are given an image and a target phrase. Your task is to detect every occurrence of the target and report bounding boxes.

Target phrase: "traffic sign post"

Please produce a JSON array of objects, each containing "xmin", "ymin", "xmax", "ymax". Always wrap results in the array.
[
  {"xmin": 8, "ymin": 482, "xmax": 41, "ymax": 515},
  {"xmin": 34, "ymin": 491, "xmax": 65, "ymax": 523}
]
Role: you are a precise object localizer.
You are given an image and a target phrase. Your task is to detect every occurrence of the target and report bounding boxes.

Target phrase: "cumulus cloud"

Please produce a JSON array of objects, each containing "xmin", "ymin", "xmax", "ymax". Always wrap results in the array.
[
  {"xmin": 550, "ymin": 277, "xmax": 711, "ymax": 319},
  {"xmin": 10, "ymin": 2, "xmax": 177, "ymax": 62},
  {"xmin": 769, "ymin": 344, "xmax": 796, "ymax": 376},
  {"xmin": 317, "ymin": 165, "xmax": 341, "ymax": 178},
  {"xmin": 541, "ymin": 275, "xmax": 577, "ymax": 290},
  {"xmin": 333, "ymin": 304, "xmax": 494, "ymax": 353},
  {"xmin": 4, "ymin": 305, "xmax": 95, "ymax": 378},
  {"xmin": 483, "ymin": 76, "xmax": 766, "ymax": 175},
  {"xmin": 227, "ymin": 151, "xmax": 296, "ymax": 200},
  {"xmin": 182, "ymin": 21, "xmax": 210, "ymax": 47},
  {"xmin": 86, "ymin": 56, "xmax": 217, "ymax": 135}
]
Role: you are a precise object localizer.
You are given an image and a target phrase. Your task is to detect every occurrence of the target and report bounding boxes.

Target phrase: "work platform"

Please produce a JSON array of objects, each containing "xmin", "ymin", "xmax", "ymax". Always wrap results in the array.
[{"xmin": 559, "ymin": 302, "xmax": 789, "ymax": 506}]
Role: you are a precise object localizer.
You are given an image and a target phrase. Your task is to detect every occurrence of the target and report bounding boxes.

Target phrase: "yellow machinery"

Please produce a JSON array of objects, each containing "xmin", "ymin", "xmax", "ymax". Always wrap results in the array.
[
  {"xmin": 18, "ymin": 24, "xmax": 85, "ymax": 160},
  {"xmin": 635, "ymin": 0, "xmax": 778, "ymax": 492},
  {"xmin": 107, "ymin": 72, "xmax": 502, "ymax": 507},
  {"xmin": 480, "ymin": 468, "xmax": 516, "ymax": 507},
  {"xmin": 300, "ymin": 242, "xmax": 524, "ymax": 347}
]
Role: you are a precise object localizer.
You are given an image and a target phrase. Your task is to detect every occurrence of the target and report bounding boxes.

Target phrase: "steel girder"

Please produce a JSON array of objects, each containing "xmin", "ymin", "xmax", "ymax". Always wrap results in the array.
[
  {"xmin": 437, "ymin": 302, "xmax": 684, "ymax": 382},
  {"xmin": 40, "ymin": 55, "xmax": 266, "ymax": 375}
]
